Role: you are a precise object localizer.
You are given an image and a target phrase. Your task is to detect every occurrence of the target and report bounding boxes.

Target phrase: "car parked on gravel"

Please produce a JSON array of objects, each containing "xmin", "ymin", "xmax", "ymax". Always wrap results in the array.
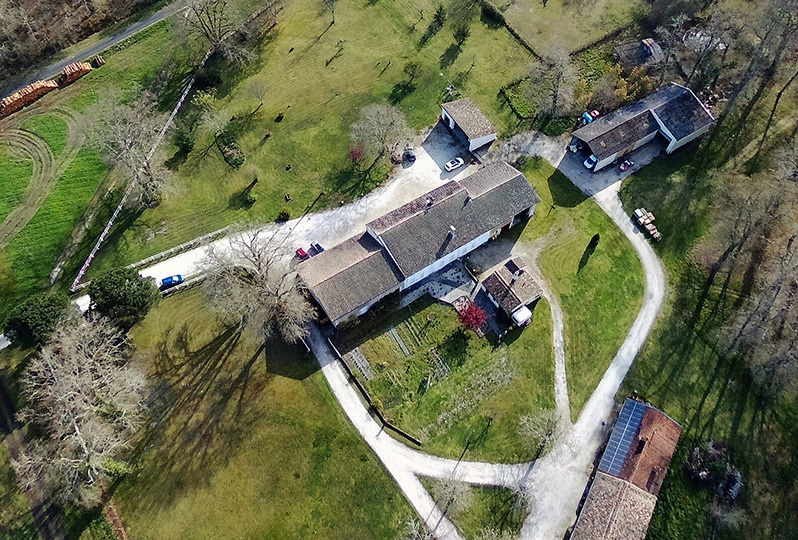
[{"xmin": 444, "ymin": 157, "xmax": 464, "ymax": 172}]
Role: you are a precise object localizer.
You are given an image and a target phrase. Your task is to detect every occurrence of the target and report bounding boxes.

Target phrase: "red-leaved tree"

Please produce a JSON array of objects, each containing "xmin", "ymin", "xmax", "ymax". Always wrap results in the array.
[{"xmin": 459, "ymin": 303, "xmax": 487, "ymax": 332}]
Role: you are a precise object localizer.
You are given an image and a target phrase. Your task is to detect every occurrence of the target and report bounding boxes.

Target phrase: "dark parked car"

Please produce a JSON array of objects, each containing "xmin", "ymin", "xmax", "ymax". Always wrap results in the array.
[{"xmin": 403, "ymin": 147, "xmax": 416, "ymax": 162}]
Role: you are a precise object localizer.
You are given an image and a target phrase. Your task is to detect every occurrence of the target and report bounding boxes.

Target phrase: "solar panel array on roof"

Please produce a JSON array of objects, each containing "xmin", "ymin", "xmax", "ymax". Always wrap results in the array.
[{"xmin": 599, "ymin": 399, "xmax": 647, "ymax": 477}]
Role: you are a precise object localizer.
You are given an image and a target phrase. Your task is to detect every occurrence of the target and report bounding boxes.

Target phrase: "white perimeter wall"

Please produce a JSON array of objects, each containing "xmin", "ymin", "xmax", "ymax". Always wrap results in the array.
[{"xmin": 400, "ymin": 230, "xmax": 492, "ymax": 290}]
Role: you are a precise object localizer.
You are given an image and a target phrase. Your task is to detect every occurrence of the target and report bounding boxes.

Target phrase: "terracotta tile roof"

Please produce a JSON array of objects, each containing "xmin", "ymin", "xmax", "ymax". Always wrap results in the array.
[
  {"xmin": 442, "ymin": 98, "xmax": 497, "ymax": 140},
  {"xmin": 570, "ymin": 472, "xmax": 658, "ymax": 540},
  {"xmin": 618, "ymin": 407, "xmax": 682, "ymax": 496}
]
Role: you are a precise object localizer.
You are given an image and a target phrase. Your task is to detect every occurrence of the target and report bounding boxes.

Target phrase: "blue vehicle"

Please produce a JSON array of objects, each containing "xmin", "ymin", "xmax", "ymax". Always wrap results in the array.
[
  {"xmin": 159, "ymin": 274, "xmax": 184, "ymax": 290},
  {"xmin": 311, "ymin": 242, "xmax": 325, "ymax": 254}
]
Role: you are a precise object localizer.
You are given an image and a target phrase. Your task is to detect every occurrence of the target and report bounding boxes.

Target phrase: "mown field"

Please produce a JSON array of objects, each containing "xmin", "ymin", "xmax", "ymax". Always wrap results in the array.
[
  {"xmin": 0, "ymin": 148, "xmax": 33, "ymax": 225},
  {"xmin": 113, "ymin": 291, "xmax": 413, "ymax": 539},
  {"xmin": 516, "ymin": 158, "xmax": 644, "ymax": 420},
  {"xmin": 86, "ymin": 0, "xmax": 533, "ymax": 273},
  {"xmin": 500, "ymin": 0, "xmax": 646, "ymax": 53}
]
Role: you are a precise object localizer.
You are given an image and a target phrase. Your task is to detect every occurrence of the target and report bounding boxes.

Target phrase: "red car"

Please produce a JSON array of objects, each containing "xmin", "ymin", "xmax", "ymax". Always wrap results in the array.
[{"xmin": 296, "ymin": 247, "xmax": 309, "ymax": 260}]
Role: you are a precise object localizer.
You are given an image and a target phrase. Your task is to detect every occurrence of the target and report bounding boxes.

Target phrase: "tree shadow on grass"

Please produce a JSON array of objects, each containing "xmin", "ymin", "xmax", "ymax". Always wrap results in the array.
[
  {"xmin": 439, "ymin": 44, "xmax": 461, "ymax": 69},
  {"xmin": 439, "ymin": 328, "xmax": 469, "ymax": 368},
  {"xmin": 125, "ymin": 323, "xmax": 265, "ymax": 509},
  {"xmin": 548, "ymin": 169, "xmax": 586, "ymax": 208},
  {"xmin": 388, "ymin": 81, "xmax": 416, "ymax": 105},
  {"xmin": 322, "ymin": 161, "xmax": 382, "ymax": 200}
]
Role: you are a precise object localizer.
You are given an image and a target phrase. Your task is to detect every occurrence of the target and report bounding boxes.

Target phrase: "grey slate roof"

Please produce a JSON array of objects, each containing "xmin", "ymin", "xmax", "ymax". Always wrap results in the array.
[
  {"xmin": 482, "ymin": 257, "xmax": 542, "ymax": 315},
  {"xmin": 371, "ymin": 163, "xmax": 540, "ymax": 278},
  {"xmin": 442, "ymin": 98, "xmax": 497, "ymax": 140},
  {"xmin": 572, "ymin": 83, "xmax": 712, "ymax": 159},
  {"xmin": 297, "ymin": 232, "xmax": 403, "ymax": 322},
  {"xmin": 653, "ymin": 89, "xmax": 714, "ymax": 141}
]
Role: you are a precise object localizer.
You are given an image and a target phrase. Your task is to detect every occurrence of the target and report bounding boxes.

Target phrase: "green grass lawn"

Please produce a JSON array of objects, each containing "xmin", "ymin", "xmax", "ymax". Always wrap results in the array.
[
  {"xmin": 0, "ymin": 148, "xmax": 33, "ymax": 225},
  {"xmin": 420, "ymin": 477, "xmax": 525, "ymax": 538},
  {"xmin": 20, "ymin": 115, "xmax": 69, "ymax": 157},
  {"xmin": 86, "ymin": 0, "xmax": 533, "ymax": 274},
  {"xmin": 517, "ymin": 158, "xmax": 644, "ymax": 419},
  {"xmin": 0, "ymin": 443, "xmax": 37, "ymax": 540},
  {"xmin": 618, "ymin": 145, "xmax": 798, "ymax": 539},
  {"xmin": 114, "ymin": 291, "xmax": 412, "ymax": 539},
  {"xmin": 0, "ymin": 147, "xmax": 107, "ymax": 322},
  {"xmin": 501, "ymin": 0, "xmax": 646, "ymax": 53},
  {"xmin": 337, "ymin": 296, "xmax": 555, "ymax": 462}
]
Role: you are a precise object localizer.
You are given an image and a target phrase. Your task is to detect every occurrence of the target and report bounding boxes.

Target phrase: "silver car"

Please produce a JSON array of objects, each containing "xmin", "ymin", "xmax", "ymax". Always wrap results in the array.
[{"xmin": 444, "ymin": 157, "xmax": 465, "ymax": 172}]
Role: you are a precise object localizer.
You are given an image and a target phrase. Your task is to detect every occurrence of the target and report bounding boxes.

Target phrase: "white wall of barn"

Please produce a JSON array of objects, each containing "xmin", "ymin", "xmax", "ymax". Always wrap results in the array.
[
  {"xmin": 667, "ymin": 123, "xmax": 712, "ymax": 153},
  {"xmin": 468, "ymin": 132, "xmax": 497, "ymax": 151},
  {"xmin": 441, "ymin": 109, "xmax": 455, "ymax": 129},
  {"xmin": 400, "ymin": 230, "xmax": 492, "ymax": 290}
]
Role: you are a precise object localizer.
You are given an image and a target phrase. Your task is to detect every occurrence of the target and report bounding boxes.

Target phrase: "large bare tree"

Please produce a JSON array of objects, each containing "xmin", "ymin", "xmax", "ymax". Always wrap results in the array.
[
  {"xmin": 92, "ymin": 92, "xmax": 171, "ymax": 208},
  {"xmin": 350, "ymin": 104, "xmax": 411, "ymax": 174},
  {"xmin": 430, "ymin": 474, "xmax": 473, "ymax": 518},
  {"xmin": 201, "ymin": 226, "xmax": 316, "ymax": 343},
  {"xmin": 525, "ymin": 46, "xmax": 577, "ymax": 117},
  {"xmin": 13, "ymin": 314, "xmax": 146, "ymax": 507},
  {"xmin": 518, "ymin": 408, "xmax": 563, "ymax": 455}
]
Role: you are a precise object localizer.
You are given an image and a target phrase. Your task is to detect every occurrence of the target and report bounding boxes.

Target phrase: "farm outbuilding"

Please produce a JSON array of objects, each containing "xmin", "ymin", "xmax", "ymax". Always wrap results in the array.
[
  {"xmin": 572, "ymin": 83, "xmax": 714, "ymax": 171},
  {"xmin": 481, "ymin": 256, "xmax": 542, "ymax": 326},
  {"xmin": 570, "ymin": 398, "xmax": 682, "ymax": 540},
  {"xmin": 441, "ymin": 98, "xmax": 498, "ymax": 152},
  {"xmin": 614, "ymin": 38, "xmax": 665, "ymax": 72},
  {"xmin": 298, "ymin": 162, "xmax": 540, "ymax": 326}
]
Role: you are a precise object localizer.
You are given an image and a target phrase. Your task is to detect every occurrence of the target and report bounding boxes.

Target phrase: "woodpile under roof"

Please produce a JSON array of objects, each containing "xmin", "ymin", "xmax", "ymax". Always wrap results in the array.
[{"xmin": 0, "ymin": 79, "xmax": 59, "ymax": 117}]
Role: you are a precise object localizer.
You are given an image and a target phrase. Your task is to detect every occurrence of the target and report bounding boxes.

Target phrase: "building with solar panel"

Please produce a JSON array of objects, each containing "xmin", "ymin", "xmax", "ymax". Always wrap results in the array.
[{"xmin": 570, "ymin": 398, "xmax": 682, "ymax": 540}]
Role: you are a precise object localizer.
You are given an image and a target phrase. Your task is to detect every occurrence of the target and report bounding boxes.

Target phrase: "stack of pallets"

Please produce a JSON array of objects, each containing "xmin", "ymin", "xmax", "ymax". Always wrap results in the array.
[
  {"xmin": 633, "ymin": 208, "xmax": 662, "ymax": 241},
  {"xmin": 59, "ymin": 62, "xmax": 93, "ymax": 86},
  {"xmin": 0, "ymin": 79, "xmax": 60, "ymax": 117}
]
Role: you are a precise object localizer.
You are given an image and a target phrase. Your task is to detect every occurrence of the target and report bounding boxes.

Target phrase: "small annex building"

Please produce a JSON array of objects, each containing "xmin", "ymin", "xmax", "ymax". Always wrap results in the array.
[
  {"xmin": 570, "ymin": 398, "xmax": 682, "ymax": 540},
  {"xmin": 297, "ymin": 162, "xmax": 540, "ymax": 326},
  {"xmin": 441, "ymin": 98, "xmax": 498, "ymax": 152},
  {"xmin": 614, "ymin": 38, "xmax": 665, "ymax": 72},
  {"xmin": 572, "ymin": 83, "xmax": 714, "ymax": 172},
  {"xmin": 481, "ymin": 257, "xmax": 542, "ymax": 326}
]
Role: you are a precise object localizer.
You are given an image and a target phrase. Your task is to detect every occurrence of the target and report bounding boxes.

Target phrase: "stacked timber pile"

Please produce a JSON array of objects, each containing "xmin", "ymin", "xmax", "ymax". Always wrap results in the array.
[
  {"xmin": 0, "ymin": 79, "xmax": 60, "ymax": 117},
  {"xmin": 59, "ymin": 62, "xmax": 92, "ymax": 86},
  {"xmin": 92, "ymin": 55, "xmax": 105, "ymax": 67},
  {"xmin": 633, "ymin": 208, "xmax": 662, "ymax": 241}
]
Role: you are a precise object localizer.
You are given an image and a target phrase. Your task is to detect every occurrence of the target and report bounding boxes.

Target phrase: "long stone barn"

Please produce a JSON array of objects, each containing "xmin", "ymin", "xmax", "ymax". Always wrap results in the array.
[
  {"xmin": 572, "ymin": 82, "xmax": 714, "ymax": 172},
  {"xmin": 297, "ymin": 162, "xmax": 541, "ymax": 327}
]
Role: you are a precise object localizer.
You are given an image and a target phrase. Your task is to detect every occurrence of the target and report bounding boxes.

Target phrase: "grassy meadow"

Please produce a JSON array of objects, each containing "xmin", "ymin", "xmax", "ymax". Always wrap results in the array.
[
  {"xmin": 86, "ymin": 0, "xmax": 533, "ymax": 273},
  {"xmin": 517, "ymin": 158, "xmax": 644, "ymax": 420},
  {"xmin": 0, "ymin": 148, "xmax": 33, "ymax": 225},
  {"xmin": 113, "ymin": 291, "xmax": 413, "ymax": 539}
]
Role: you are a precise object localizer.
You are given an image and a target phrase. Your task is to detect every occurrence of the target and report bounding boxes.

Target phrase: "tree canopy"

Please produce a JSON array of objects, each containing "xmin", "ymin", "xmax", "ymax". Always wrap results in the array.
[
  {"xmin": 4, "ymin": 292, "xmax": 69, "ymax": 347},
  {"xmin": 88, "ymin": 268, "xmax": 160, "ymax": 328}
]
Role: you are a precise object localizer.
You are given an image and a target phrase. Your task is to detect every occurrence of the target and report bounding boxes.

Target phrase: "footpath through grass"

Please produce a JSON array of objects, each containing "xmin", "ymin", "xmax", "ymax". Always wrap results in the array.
[
  {"xmin": 619, "ymin": 146, "xmax": 798, "ymax": 539},
  {"xmin": 115, "ymin": 291, "xmax": 412, "ymax": 539},
  {"xmin": 87, "ymin": 0, "xmax": 532, "ymax": 273},
  {"xmin": 518, "ymin": 158, "xmax": 644, "ymax": 420}
]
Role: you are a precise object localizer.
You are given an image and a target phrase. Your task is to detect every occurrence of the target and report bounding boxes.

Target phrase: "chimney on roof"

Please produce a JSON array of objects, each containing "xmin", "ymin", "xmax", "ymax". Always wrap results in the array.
[
  {"xmin": 510, "ymin": 268, "xmax": 523, "ymax": 286},
  {"xmin": 448, "ymin": 225, "xmax": 456, "ymax": 237}
]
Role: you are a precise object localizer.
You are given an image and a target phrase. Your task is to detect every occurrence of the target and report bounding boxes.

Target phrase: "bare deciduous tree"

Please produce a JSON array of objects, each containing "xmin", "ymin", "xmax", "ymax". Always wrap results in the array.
[
  {"xmin": 474, "ymin": 527, "xmax": 517, "ymax": 540},
  {"xmin": 430, "ymin": 475, "xmax": 473, "ymax": 518},
  {"xmin": 350, "ymin": 104, "xmax": 411, "ymax": 173},
  {"xmin": 92, "ymin": 92, "xmax": 171, "ymax": 208},
  {"xmin": 13, "ymin": 314, "xmax": 146, "ymax": 507},
  {"xmin": 403, "ymin": 518, "xmax": 434, "ymax": 540},
  {"xmin": 774, "ymin": 136, "xmax": 798, "ymax": 184},
  {"xmin": 525, "ymin": 46, "xmax": 577, "ymax": 116},
  {"xmin": 654, "ymin": 13, "xmax": 688, "ymax": 87},
  {"xmin": 518, "ymin": 408, "xmax": 562, "ymax": 454},
  {"xmin": 201, "ymin": 226, "xmax": 316, "ymax": 343}
]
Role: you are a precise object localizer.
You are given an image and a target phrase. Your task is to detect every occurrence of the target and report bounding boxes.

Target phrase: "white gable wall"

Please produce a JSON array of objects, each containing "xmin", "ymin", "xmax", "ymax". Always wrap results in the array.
[{"xmin": 469, "ymin": 132, "xmax": 497, "ymax": 151}]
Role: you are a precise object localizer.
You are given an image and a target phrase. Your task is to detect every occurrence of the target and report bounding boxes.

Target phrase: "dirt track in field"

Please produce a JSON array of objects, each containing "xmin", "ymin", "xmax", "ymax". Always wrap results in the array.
[{"xmin": 0, "ymin": 105, "xmax": 85, "ymax": 250}]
